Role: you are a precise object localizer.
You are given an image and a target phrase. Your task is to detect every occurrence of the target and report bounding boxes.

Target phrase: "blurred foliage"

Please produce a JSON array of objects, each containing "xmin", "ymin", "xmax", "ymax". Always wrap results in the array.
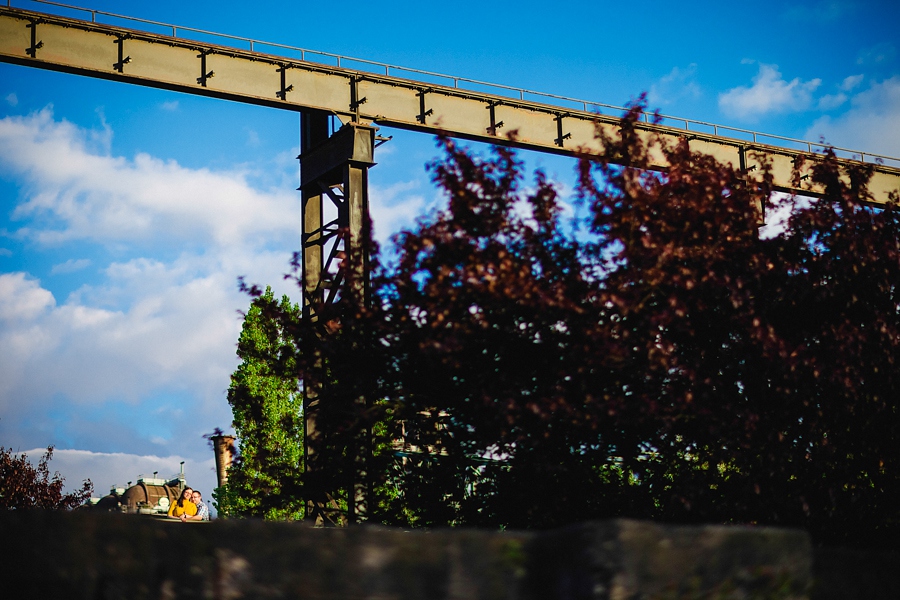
[
  {"xmin": 232, "ymin": 101, "xmax": 900, "ymax": 547},
  {"xmin": 0, "ymin": 445, "xmax": 92, "ymax": 510}
]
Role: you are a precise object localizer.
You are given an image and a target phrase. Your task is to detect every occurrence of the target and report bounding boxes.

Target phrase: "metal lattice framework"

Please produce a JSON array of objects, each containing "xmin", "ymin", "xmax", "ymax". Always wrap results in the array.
[{"xmin": 298, "ymin": 115, "xmax": 375, "ymax": 524}]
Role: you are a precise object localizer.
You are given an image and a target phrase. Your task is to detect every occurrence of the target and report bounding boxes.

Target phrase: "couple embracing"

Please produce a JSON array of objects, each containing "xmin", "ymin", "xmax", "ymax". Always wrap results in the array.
[{"xmin": 167, "ymin": 487, "xmax": 210, "ymax": 521}]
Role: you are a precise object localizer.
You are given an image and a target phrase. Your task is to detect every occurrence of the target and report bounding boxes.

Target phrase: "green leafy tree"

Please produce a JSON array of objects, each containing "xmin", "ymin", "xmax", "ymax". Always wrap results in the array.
[
  {"xmin": 217, "ymin": 287, "xmax": 304, "ymax": 519},
  {"xmin": 0, "ymin": 445, "xmax": 92, "ymax": 510}
]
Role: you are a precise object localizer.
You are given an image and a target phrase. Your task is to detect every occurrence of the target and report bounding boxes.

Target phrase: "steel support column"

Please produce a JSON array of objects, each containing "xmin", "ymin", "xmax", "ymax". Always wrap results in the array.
[{"xmin": 299, "ymin": 117, "xmax": 376, "ymax": 525}]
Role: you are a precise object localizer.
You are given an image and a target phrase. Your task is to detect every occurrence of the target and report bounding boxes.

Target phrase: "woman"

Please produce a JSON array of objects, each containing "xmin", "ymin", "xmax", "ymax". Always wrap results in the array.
[{"xmin": 167, "ymin": 486, "xmax": 197, "ymax": 520}]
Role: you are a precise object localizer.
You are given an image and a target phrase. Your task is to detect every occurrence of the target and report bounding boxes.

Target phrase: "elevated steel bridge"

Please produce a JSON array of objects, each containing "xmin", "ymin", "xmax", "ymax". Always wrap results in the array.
[{"xmin": 2, "ymin": 2, "xmax": 900, "ymax": 201}]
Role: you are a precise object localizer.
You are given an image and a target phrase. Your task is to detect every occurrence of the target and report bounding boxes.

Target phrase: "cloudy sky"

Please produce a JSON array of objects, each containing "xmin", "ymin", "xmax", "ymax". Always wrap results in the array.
[{"xmin": 1, "ymin": 0, "xmax": 899, "ymax": 506}]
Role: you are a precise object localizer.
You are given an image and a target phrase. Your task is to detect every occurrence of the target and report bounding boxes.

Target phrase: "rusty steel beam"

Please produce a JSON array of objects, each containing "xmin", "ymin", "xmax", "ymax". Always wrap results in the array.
[
  {"xmin": 2, "ymin": 5, "xmax": 899, "ymax": 203},
  {"xmin": 299, "ymin": 122, "xmax": 375, "ymax": 525}
]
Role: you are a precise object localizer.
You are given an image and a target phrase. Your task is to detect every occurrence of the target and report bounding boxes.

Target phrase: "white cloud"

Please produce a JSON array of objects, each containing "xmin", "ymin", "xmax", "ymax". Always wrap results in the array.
[
  {"xmin": 50, "ymin": 258, "xmax": 91, "ymax": 274},
  {"xmin": 0, "ymin": 110, "xmax": 305, "ymax": 463},
  {"xmin": 719, "ymin": 63, "xmax": 821, "ymax": 120},
  {"xmin": 840, "ymin": 75, "xmax": 864, "ymax": 91},
  {"xmin": 0, "ymin": 272, "xmax": 54, "ymax": 321},
  {"xmin": 814, "ymin": 74, "xmax": 868, "ymax": 112},
  {"xmin": 0, "ymin": 254, "xmax": 274, "ymax": 412},
  {"xmin": 369, "ymin": 179, "xmax": 433, "ymax": 246},
  {"xmin": 5, "ymin": 92, "xmax": 17, "ymax": 107},
  {"xmin": 817, "ymin": 93, "xmax": 847, "ymax": 111},
  {"xmin": 758, "ymin": 193, "xmax": 813, "ymax": 240},
  {"xmin": 804, "ymin": 76, "xmax": 900, "ymax": 160},
  {"xmin": 0, "ymin": 108, "xmax": 299, "ymax": 250},
  {"xmin": 160, "ymin": 100, "xmax": 179, "ymax": 111},
  {"xmin": 648, "ymin": 64, "xmax": 701, "ymax": 108}
]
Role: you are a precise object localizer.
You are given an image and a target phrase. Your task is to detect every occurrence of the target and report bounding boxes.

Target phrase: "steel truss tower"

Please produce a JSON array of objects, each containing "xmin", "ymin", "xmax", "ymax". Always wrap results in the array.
[{"xmin": 299, "ymin": 111, "xmax": 376, "ymax": 525}]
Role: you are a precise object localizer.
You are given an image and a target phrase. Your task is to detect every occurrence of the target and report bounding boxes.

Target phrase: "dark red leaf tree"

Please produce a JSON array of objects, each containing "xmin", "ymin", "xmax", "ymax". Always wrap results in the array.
[
  {"xmin": 252, "ymin": 101, "xmax": 900, "ymax": 546},
  {"xmin": 0, "ymin": 446, "xmax": 93, "ymax": 510}
]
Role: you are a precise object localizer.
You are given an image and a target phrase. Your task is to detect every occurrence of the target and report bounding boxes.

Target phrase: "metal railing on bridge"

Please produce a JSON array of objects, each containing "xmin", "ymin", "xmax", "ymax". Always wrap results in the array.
[{"xmin": 6, "ymin": 0, "xmax": 900, "ymax": 173}]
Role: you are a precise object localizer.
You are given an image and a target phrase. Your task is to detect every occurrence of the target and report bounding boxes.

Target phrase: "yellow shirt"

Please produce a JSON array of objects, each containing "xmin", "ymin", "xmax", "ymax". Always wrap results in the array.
[{"xmin": 168, "ymin": 499, "xmax": 197, "ymax": 518}]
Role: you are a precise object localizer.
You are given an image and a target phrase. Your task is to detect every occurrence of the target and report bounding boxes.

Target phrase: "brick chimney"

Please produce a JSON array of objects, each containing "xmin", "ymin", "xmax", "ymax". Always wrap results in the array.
[{"xmin": 210, "ymin": 434, "xmax": 236, "ymax": 488}]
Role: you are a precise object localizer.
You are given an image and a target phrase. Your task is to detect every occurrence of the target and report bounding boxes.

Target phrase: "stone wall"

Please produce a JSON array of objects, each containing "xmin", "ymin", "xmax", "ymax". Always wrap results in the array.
[{"xmin": 0, "ymin": 511, "xmax": 893, "ymax": 599}]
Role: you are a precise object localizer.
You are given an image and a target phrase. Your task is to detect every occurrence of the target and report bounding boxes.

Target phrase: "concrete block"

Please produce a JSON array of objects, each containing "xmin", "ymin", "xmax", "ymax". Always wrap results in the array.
[
  {"xmin": 0, "ymin": 512, "xmax": 816, "ymax": 599},
  {"xmin": 526, "ymin": 519, "xmax": 812, "ymax": 599}
]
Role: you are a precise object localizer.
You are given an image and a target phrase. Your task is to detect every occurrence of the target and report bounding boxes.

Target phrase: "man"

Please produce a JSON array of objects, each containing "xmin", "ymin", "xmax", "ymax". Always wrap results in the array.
[{"xmin": 184, "ymin": 489, "xmax": 210, "ymax": 521}]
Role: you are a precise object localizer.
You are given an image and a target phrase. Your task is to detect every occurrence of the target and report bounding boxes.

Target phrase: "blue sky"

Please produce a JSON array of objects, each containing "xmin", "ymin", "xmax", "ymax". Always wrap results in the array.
[{"xmin": 1, "ymin": 0, "xmax": 899, "ymax": 505}]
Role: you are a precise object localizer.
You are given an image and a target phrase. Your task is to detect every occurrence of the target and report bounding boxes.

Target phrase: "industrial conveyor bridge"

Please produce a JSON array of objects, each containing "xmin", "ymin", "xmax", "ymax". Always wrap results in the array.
[
  {"xmin": 2, "ymin": 1, "xmax": 900, "ymax": 202},
  {"xmin": 3, "ymin": 0, "xmax": 900, "ymax": 524}
]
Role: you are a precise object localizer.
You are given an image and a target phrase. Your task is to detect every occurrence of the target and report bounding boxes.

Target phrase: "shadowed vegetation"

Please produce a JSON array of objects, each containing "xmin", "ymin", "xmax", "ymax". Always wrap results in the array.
[
  {"xmin": 0, "ymin": 446, "xmax": 92, "ymax": 510},
  {"xmin": 225, "ymin": 102, "xmax": 900, "ymax": 548}
]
